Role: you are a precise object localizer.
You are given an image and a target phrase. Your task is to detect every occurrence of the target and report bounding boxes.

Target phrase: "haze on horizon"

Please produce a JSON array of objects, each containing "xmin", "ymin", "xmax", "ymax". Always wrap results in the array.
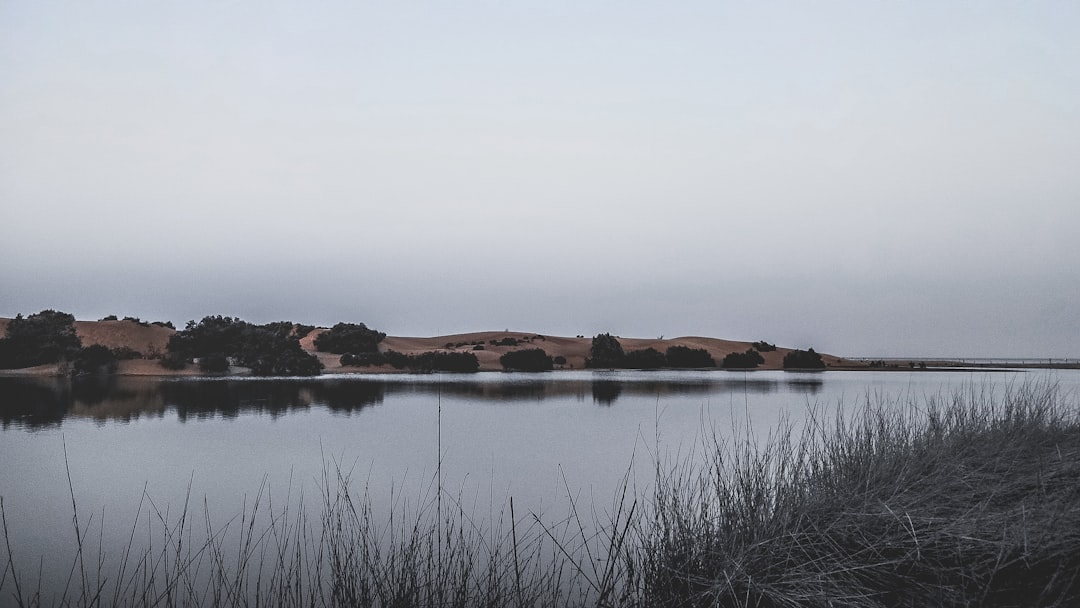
[{"xmin": 2, "ymin": 2, "xmax": 1078, "ymax": 359}]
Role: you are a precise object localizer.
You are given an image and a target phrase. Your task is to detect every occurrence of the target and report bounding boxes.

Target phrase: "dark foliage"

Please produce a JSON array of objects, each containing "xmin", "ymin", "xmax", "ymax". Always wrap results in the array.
[
  {"xmin": 0, "ymin": 310, "xmax": 82, "ymax": 369},
  {"xmin": 783, "ymin": 348, "xmax": 826, "ymax": 370},
  {"xmin": 341, "ymin": 350, "xmax": 480, "ymax": 373},
  {"xmin": 293, "ymin": 324, "xmax": 316, "ymax": 339},
  {"xmin": 110, "ymin": 346, "xmax": 142, "ymax": 360},
  {"xmin": 500, "ymin": 348, "xmax": 554, "ymax": 372},
  {"xmin": 623, "ymin": 348, "xmax": 667, "ymax": 370},
  {"xmin": 489, "ymin": 337, "xmax": 521, "ymax": 347},
  {"xmin": 314, "ymin": 322, "xmax": 386, "ymax": 354},
  {"xmin": 72, "ymin": 344, "xmax": 118, "ymax": 376},
  {"xmin": 159, "ymin": 351, "xmax": 188, "ymax": 370},
  {"xmin": 666, "ymin": 346, "xmax": 716, "ymax": 368},
  {"xmin": 166, "ymin": 316, "xmax": 323, "ymax": 376},
  {"xmin": 152, "ymin": 320, "xmax": 175, "ymax": 330},
  {"xmin": 553, "ymin": 355, "xmax": 567, "ymax": 366},
  {"xmin": 751, "ymin": 340, "xmax": 777, "ymax": 352},
  {"xmin": 100, "ymin": 315, "xmax": 118, "ymax": 321},
  {"xmin": 235, "ymin": 330, "xmax": 323, "ymax": 376},
  {"xmin": 722, "ymin": 348, "xmax": 765, "ymax": 369},
  {"xmin": 198, "ymin": 353, "xmax": 230, "ymax": 373},
  {"xmin": 585, "ymin": 333, "xmax": 625, "ymax": 368}
]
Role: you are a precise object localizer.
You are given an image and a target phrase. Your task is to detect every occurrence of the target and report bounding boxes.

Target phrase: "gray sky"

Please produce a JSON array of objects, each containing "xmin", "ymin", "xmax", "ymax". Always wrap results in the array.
[{"xmin": 2, "ymin": 1, "xmax": 1078, "ymax": 358}]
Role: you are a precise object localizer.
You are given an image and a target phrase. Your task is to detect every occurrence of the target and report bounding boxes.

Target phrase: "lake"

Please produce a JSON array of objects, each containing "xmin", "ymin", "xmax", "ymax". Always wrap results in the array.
[{"xmin": 2, "ymin": 368, "xmax": 1078, "ymax": 602}]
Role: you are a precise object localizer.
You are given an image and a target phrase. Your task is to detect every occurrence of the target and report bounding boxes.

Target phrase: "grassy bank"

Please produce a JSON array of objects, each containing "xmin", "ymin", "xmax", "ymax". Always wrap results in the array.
[{"xmin": 3, "ymin": 383, "xmax": 1078, "ymax": 607}]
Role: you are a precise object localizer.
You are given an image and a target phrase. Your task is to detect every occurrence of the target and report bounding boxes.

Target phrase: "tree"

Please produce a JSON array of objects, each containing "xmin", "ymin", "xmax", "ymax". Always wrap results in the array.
[
  {"xmin": 623, "ymin": 348, "xmax": 667, "ymax": 370},
  {"xmin": 722, "ymin": 349, "xmax": 765, "ymax": 369},
  {"xmin": 314, "ymin": 322, "xmax": 386, "ymax": 354},
  {"xmin": 72, "ymin": 345, "xmax": 118, "ymax": 376},
  {"xmin": 0, "ymin": 310, "xmax": 82, "ymax": 369},
  {"xmin": 500, "ymin": 348, "xmax": 554, "ymax": 372},
  {"xmin": 783, "ymin": 348, "xmax": 826, "ymax": 370},
  {"xmin": 666, "ymin": 346, "xmax": 716, "ymax": 368},
  {"xmin": 585, "ymin": 333, "xmax": 624, "ymax": 369}
]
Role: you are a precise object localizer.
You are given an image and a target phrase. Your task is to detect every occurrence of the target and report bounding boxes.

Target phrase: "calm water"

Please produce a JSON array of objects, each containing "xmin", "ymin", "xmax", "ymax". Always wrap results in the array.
[{"xmin": 2, "ymin": 369, "xmax": 1078, "ymax": 598}]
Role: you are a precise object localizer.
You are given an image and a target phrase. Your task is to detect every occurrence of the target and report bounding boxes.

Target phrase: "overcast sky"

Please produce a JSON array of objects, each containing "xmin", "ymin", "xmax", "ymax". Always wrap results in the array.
[{"xmin": 2, "ymin": 1, "xmax": 1078, "ymax": 358}]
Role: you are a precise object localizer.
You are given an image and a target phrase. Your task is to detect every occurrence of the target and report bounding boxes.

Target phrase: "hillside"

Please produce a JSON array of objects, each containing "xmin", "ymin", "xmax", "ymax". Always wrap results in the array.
[{"xmin": 1, "ymin": 317, "xmax": 850, "ymax": 375}]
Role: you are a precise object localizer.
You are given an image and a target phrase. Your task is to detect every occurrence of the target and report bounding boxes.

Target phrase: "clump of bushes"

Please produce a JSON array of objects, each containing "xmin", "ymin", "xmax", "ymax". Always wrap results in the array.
[
  {"xmin": 489, "ymin": 337, "xmax": 521, "ymax": 347},
  {"xmin": 643, "ymin": 384, "xmax": 1080, "ymax": 607},
  {"xmin": 585, "ymin": 333, "xmax": 625, "ymax": 369},
  {"xmin": 197, "ymin": 353, "xmax": 230, "ymax": 374},
  {"xmin": 751, "ymin": 340, "xmax": 777, "ymax": 352},
  {"xmin": 72, "ymin": 344, "xmax": 118, "ymax": 376},
  {"xmin": 721, "ymin": 348, "xmax": 765, "ymax": 369},
  {"xmin": 499, "ymin": 348, "xmax": 553, "ymax": 372},
  {"xmin": 666, "ymin": 345, "xmax": 716, "ymax": 368},
  {"xmin": 0, "ymin": 310, "xmax": 82, "ymax": 369},
  {"xmin": 314, "ymin": 322, "xmax": 386, "ymax": 354},
  {"xmin": 164, "ymin": 316, "xmax": 323, "ymax": 376},
  {"xmin": 341, "ymin": 350, "xmax": 479, "ymax": 373},
  {"xmin": 783, "ymin": 348, "xmax": 825, "ymax": 369},
  {"xmin": 622, "ymin": 348, "xmax": 667, "ymax": 370}
]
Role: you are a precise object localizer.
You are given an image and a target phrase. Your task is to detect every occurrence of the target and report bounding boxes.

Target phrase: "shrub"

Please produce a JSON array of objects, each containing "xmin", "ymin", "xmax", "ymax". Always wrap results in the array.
[
  {"xmin": 340, "ymin": 352, "xmax": 386, "ymax": 367},
  {"xmin": 165, "ymin": 316, "xmax": 323, "ymax": 376},
  {"xmin": 152, "ymin": 320, "xmax": 175, "ymax": 330},
  {"xmin": 783, "ymin": 348, "xmax": 826, "ymax": 370},
  {"xmin": 159, "ymin": 351, "xmax": 188, "ymax": 370},
  {"xmin": 72, "ymin": 344, "xmax": 118, "ymax": 376},
  {"xmin": 623, "ymin": 348, "xmax": 667, "ymax": 370},
  {"xmin": 500, "ymin": 348, "xmax": 553, "ymax": 372},
  {"xmin": 314, "ymin": 322, "xmax": 386, "ymax": 354},
  {"xmin": 110, "ymin": 346, "xmax": 143, "ymax": 360},
  {"xmin": 0, "ymin": 310, "xmax": 82, "ymax": 369},
  {"xmin": 293, "ymin": 324, "xmax": 315, "ymax": 339},
  {"xmin": 100, "ymin": 315, "xmax": 118, "ymax": 321},
  {"xmin": 198, "ymin": 353, "xmax": 230, "ymax": 373},
  {"xmin": 553, "ymin": 355, "xmax": 567, "ymax": 366},
  {"xmin": 722, "ymin": 348, "xmax": 765, "ymax": 369},
  {"xmin": 666, "ymin": 345, "xmax": 716, "ymax": 368},
  {"xmin": 585, "ymin": 333, "xmax": 624, "ymax": 368},
  {"xmin": 751, "ymin": 340, "xmax": 777, "ymax": 352}
]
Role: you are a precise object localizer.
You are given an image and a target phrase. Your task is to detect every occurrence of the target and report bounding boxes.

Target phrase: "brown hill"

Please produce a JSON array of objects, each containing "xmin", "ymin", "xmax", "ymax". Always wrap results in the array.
[{"xmin": 2, "ymin": 318, "xmax": 850, "ymax": 375}]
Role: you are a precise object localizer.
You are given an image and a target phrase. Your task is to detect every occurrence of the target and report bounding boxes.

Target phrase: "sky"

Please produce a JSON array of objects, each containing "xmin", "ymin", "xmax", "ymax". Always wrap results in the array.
[{"xmin": 2, "ymin": 1, "xmax": 1078, "ymax": 358}]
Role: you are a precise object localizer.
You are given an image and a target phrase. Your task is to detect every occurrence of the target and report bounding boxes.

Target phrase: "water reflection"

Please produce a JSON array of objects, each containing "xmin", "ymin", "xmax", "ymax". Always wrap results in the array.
[{"xmin": 0, "ymin": 372, "xmax": 824, "ymax": 429}]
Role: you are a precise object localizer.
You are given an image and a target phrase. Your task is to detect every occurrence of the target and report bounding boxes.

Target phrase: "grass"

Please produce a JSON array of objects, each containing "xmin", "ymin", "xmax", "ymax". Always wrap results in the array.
[{"xmin": 2, "ymin": 382, "xmax": 1079, "ymax": 607}]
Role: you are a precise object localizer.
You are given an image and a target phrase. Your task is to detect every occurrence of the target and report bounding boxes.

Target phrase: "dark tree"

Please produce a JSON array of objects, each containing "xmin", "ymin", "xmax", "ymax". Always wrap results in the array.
[
  {"xmin": 585, "ymin": 333, "xmax": 624, "ymax": 369},
  {"xmin": 751, "ymin": 340, "xmax": 777, "ymax": 352},
  {"xmin": 198, "ymin": 353, "xmax": 230, "ymax": 373},
  {"xmin": 72, "ymin": 345, "xmax": 118, "ymax": 376},
  {"xmin": 500, "ymin": 348, "xmax": 554, "ymax": 372},
  {"xmin": 722, "ymin": 348, "xmax": 765, "ymax": 369},
  {"xmin": 314, "ymin": 322, "xmax": 386, "ymax": 354},
  {"xmin": 0, "ymin": 310, "xmax": 82, "ymax": 369},
  {"xmin": 783, "ymin": 348, "xmax": 826, "ymax": 370},
  {"xmin": 666, "ymin": 346, "xmax": 716, "ymax": 368},
  {"xmin": 623, "ymin": 348, "xmax": 667, "ymax": 370}
]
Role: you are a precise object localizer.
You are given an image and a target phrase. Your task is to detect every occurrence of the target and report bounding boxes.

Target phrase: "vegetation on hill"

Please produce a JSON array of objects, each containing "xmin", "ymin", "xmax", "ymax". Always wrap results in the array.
[
  {"xmin": 0, "ymin": 310, "xmax": 82, "ymax": 369},
  {"xmin": 721, "ymin": 348, "xmax": 765, "ymax": 369},
  {"xmin": 585, "ymin": 333, "xmax": 625, "ymax": 368},
  {"xmin": 665, "ymin": 345, "xmax": 715, "ymax": 368},
  {"xmin": 499, "ymin": 348, "xmax": 554, "ymax": 372},
  {"xmin": 341, "ymin": 350, "xmax": 480, "ymax": 373},
  {"xmin": 165, "ymin": 316, "xmax": 323, "ymax": 376},
  {"xmin": 783, "ymin": 347, "xmax": 826, "ymax": 369},
  {"xmin": 314, "ymin": 322, "xmax": 386, "ymax": 354}
]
